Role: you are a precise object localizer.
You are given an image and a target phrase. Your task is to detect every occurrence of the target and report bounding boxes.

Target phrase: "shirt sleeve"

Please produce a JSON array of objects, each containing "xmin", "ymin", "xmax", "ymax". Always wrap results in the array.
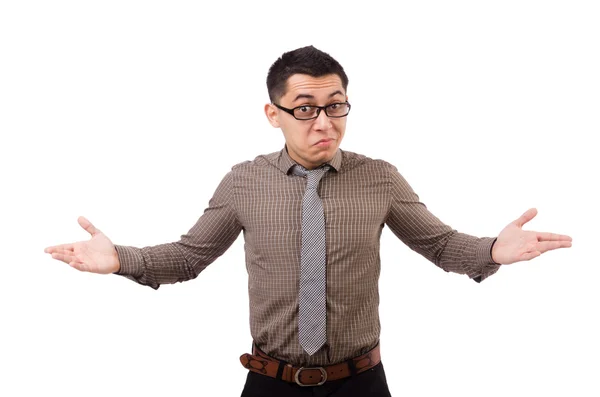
[
  {"xmin": 384, "ymin": 163, "xmax": 501, "ymax": 283},
  {"xmin": 113, "ymin": 171, "xmax": 242, "ymax": 289}
]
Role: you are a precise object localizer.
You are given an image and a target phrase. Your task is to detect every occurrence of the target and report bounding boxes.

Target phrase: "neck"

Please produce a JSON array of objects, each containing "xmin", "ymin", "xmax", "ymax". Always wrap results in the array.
[{"xmin": 286, "ymin": 148, "xmax": 332, "ymax": 170}]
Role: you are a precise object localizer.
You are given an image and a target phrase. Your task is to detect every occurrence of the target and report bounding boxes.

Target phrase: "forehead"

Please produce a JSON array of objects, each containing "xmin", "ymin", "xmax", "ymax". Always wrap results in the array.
[{"xmin": 283, "ymin": 74, "xmax": 345, "ymax": 102}]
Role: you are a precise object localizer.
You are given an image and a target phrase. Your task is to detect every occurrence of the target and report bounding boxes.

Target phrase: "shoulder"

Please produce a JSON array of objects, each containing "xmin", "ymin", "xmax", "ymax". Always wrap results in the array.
[
  {"xmin": 340, "ymin": 150, "xmax": 414, "ymax": 194},
  {"xmin": 339, "ymin": 149, "xmax": 398, "ymax": 175},
  {"xmin": 230, "ymin": 151, "xmax": 281, "ymax": 172}
]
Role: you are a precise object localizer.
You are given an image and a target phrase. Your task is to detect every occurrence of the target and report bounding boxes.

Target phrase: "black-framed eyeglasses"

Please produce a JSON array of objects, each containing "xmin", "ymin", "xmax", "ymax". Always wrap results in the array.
[{"xmin": 273, "ymin": 102, "xmax": 351, "ymax": 120}]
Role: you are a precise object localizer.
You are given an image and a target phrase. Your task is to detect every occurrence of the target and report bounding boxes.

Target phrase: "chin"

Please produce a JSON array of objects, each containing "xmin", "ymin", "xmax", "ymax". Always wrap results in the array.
[{"xmin": 315, "ymin": 150, "xmax": 335, "ymax": 163}]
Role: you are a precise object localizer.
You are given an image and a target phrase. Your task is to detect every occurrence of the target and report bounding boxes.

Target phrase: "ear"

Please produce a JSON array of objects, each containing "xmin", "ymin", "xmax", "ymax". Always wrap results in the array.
[{"xmin": 264, "ymin": 103, "xmax": 280, "ymax": 128}]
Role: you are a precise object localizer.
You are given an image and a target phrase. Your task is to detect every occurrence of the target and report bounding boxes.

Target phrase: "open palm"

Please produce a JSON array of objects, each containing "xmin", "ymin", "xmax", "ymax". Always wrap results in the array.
[
  {"xmin": 492, "ymin": 208, "xmax": 572, "ymax": 265},
  {"xmin": 44, "ymin": 216, "xmax": 120, "ymax": 274}
]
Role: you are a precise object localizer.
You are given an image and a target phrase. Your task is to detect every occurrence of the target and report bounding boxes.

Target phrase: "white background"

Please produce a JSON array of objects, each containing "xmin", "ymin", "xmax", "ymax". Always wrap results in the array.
[{"xmin": 1, "ymin": 1, "xmax": 598, "ymax": 396}]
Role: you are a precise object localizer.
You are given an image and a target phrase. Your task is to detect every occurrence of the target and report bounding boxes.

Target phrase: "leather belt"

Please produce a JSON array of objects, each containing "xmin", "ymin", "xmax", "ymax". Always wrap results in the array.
[{"xmin": 239, "ymin": 343, "xmax": 381, "ymax": 387}]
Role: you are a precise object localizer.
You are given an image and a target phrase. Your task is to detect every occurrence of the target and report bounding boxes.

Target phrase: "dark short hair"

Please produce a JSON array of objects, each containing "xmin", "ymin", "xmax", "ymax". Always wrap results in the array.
[{"xmin": 266, "ymin": 46, "xmax": 349, "ymax": 103}]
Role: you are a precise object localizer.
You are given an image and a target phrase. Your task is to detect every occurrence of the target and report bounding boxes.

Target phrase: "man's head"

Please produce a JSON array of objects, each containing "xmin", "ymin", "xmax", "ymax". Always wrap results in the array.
[{"xmin": 265, "ymin": 46, "xmax": 350, "ymax": 170}]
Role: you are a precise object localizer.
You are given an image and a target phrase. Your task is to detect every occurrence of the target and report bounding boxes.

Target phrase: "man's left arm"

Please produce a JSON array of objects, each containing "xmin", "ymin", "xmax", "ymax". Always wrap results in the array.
[
  {"xmin": 383, "ymin": 164, "xmax": 499, "ymax": 282},
  {"xmin": 383, "ymin": 163, "xmax": 571, "ymax": 283}
]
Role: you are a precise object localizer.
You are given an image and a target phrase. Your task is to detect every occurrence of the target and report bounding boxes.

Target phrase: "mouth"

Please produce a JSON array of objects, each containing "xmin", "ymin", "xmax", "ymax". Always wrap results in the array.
[{"xmin": 314, "ymin": 138, "xmax": 335, "ymax": 146}]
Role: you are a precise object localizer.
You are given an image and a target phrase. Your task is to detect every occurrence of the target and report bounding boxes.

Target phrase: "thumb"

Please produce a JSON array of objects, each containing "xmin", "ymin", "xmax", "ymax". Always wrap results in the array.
[
  {"xmin": 78, "ymin": 216, "xmax": 101, "ymax": 237},
  {"xmin": 514, "ymin": 208, "xmax": 538, "ymax": 228}
]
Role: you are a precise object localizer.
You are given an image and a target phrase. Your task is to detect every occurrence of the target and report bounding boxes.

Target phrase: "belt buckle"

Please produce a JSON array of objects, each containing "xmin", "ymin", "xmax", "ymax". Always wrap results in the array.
[{"xmin": 294, "ymin": 366, "xmax": 328, "ymax": 386}]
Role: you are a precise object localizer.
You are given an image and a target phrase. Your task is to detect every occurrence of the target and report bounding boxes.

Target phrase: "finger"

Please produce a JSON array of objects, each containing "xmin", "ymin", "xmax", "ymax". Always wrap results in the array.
[
  {"xmin": 50, "ymin": 252, "xmax": 78, "ymax": 265},
  {"xmin": 520, "ymin": 251, "xmax": 541, "ymax": 261},
  {"xmin": 44, "ymin": 244, "xmax": 75, "ymax": 254},
  {"xmin": 537, "ymin": 240, "xmax": 572, "ymax": 253},
  {"xmin": 536, "ymin": 232, "xmax": 572, "ymax": 242},
  {"xmin": 78, "ymin": 216, "xmax": 101, "ymax": 237},
  {"xmin": 514, "ymin": 208, "xmax": 538, "ymax": 228},
  {"xmin": 49, "ymin": 248, "xmax": 75, "ymax": 257}
]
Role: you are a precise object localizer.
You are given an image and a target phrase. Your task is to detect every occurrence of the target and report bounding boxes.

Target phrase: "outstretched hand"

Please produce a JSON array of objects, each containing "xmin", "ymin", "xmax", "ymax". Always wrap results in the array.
[
  {"xmin": 491, "ymin": 208, "xmax": 572, "ymax": 265},
  {"xmin": 44, "ymin": 216, "xmax": 120, "ymax": 274}
]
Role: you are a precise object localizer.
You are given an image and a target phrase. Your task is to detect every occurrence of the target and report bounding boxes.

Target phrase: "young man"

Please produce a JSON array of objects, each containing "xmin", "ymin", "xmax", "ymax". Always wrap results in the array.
[{"xmin": 44, "ymin": 46, "xmax": 572, "ymax": 397}]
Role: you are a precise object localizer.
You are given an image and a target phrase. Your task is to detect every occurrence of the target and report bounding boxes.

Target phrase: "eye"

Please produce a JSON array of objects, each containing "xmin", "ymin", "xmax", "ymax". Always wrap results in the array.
[
  {"xmin": 328, "ymin": 103, "xmax": 340, "ymax": 110},
  {"xmin": 293, "ymin": 105, "xmax": 319, "ymax": 119}
]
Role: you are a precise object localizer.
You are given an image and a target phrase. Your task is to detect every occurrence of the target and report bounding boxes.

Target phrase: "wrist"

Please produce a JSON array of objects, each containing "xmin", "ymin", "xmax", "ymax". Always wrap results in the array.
[
  {"xmin": 112, "ymin": 246, "xmax": 121, "ymax": 274},
  {"xmin": 490, "ymin": 238, "xmax": 500, "ymax": 264}
]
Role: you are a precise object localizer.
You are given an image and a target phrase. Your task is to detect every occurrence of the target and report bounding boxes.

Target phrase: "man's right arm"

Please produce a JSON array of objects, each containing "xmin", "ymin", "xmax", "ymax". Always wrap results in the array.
[{"xmin": 114, "ymin": 171, "xmax": 242, "ymax": 289}]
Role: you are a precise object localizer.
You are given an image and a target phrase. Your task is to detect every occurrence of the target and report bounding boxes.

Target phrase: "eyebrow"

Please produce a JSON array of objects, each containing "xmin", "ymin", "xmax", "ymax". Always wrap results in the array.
[{"xmin": 292, "ymin": 90, "xmax": 345, "ymax": 103}]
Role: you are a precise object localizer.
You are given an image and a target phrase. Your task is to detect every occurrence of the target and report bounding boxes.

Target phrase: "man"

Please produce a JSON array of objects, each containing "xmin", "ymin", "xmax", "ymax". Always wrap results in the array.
[{"xmin": 44, "ymin": 46, "xmax": 572, "ymax": 396}]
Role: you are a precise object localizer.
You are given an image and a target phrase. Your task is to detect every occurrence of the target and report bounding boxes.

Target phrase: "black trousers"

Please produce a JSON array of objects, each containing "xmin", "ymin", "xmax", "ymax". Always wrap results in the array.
[{"xmin": 240, "ymin": 362, "xmax": 392, "ymax": 397}]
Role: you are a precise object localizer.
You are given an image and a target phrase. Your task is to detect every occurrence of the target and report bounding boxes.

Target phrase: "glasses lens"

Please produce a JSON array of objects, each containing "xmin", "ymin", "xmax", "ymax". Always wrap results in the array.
[
  {"xmin": 325, "ymin": 103, "xmax": 350, "ymax": 117},
  {"xmin": 294, "ymin": 106, "xmax": 319, "ymax": 120}
]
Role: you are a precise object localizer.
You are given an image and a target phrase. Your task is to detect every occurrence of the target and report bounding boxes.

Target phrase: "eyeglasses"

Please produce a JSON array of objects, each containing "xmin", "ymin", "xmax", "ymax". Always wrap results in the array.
[{"xmin": 273, "ymin": 101, "xmax": 351, "ymax": 120}]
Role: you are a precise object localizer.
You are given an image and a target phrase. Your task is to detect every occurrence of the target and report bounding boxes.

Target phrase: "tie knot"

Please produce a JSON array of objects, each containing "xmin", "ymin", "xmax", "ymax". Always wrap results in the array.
[{"xmin": 294, "ymin": 165, "xmax": 329, "ymax": 190}]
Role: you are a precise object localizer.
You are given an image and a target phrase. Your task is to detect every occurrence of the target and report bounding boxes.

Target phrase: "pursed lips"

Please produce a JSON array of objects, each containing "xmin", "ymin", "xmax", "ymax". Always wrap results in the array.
[{"xmin": 314, "ymin": 138, "xmax": 335, "ymax": 145}]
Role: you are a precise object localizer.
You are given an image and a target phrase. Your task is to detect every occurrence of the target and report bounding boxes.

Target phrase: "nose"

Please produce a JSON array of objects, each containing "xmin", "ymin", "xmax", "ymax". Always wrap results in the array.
[{"xmin": 314, "ymin": 108, "xmax": 332, "ymax": 130}]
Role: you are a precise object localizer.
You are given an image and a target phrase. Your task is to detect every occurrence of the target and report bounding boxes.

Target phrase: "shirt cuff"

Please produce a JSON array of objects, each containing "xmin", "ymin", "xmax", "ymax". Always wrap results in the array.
[
  {"xmin": 473, "ymin": 237, "xmax": 501, "ymax": 283},
  {"xmin": 114, "ymin": 245, "xmax": 144, "ymax": 278}
]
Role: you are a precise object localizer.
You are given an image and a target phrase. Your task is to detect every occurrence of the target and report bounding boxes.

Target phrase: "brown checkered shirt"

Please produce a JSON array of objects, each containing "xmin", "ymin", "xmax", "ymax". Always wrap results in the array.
[{"xmin": 115, "ymin": 148, "xmax": 500, "ymax": 366}]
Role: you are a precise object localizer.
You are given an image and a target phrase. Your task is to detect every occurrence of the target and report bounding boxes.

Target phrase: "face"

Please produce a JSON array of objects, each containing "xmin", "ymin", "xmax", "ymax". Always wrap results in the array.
[{"xmin": 265, "ymin": 74, "xmax": 348, "ymax": 170}]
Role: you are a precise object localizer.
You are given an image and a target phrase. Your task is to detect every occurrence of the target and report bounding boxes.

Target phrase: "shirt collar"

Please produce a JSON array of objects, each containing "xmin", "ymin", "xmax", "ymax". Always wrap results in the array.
[{"xmin": 277, "ymin": 146, "xmax": 342, "ymax": 175}]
